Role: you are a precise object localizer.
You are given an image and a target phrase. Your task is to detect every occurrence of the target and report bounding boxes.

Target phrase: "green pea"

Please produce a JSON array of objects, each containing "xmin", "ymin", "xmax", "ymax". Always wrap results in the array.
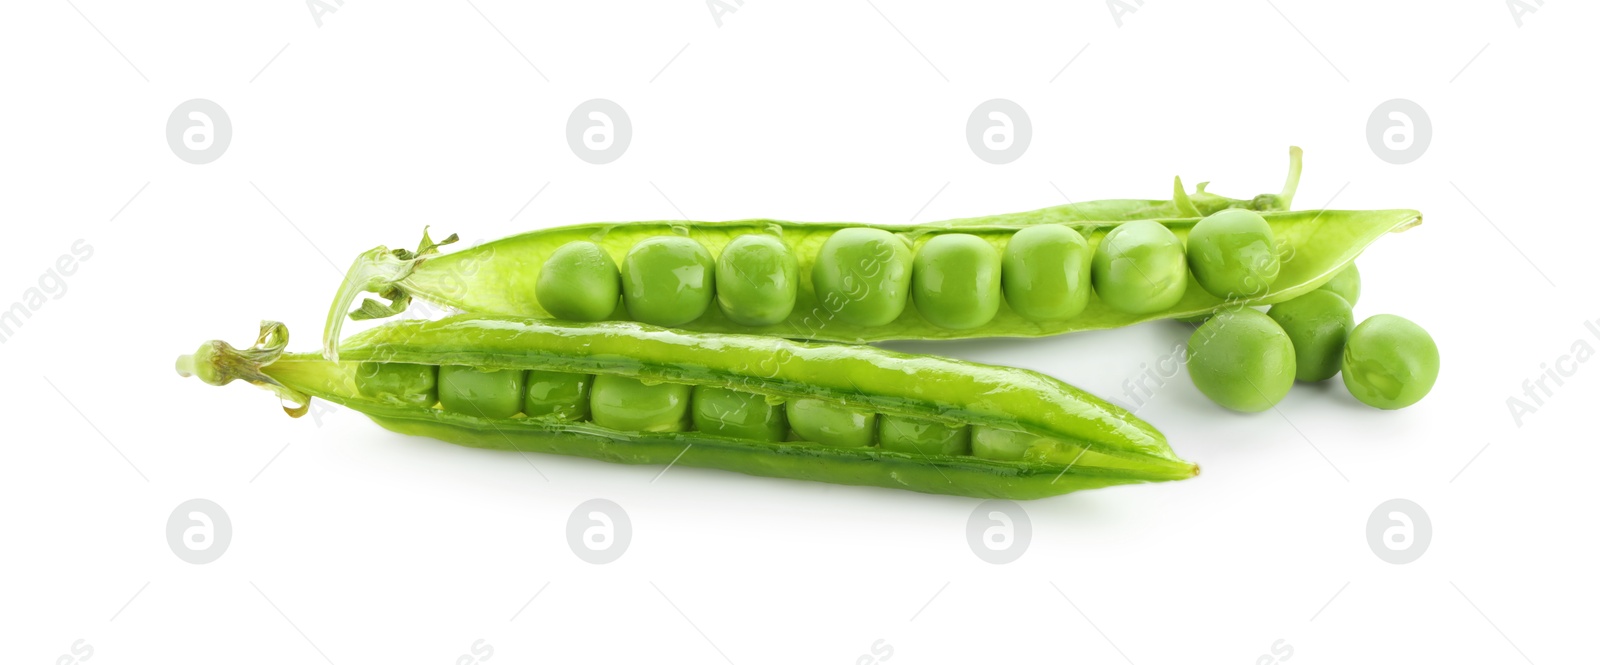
[
  {"xmin": 1342, "ymin": 314, "xmax": 1439, "ymax": 410},
  {"xmin": 523, "ymin": 370, "xmax": 592, "ymax": 420},
  {"xmin": 1186, "ymin": 209, "xmax": 1281, "ymax": 299},
  {"xmin": 590, "ymin": 375, "xmax": 692, "ymax": 432},
  {"xmin": 785, "ymin": 398, "xmax": 875, "ymax": 447},
  {"xmin": 1186, "ymin": 308, "xmax": 1295, "ymax": 412},
  {"xmin": 911, "ymin": 234, "xmax": 1002, "ymax": 330},
  {"xmin": 354, "ymin": 362, "xmax": 437, "ymax": 407},
  {"xmin": 438, "ymin": 366, "xmax": 526, "ymax": 419},
  {"xmin": 878, "ymin": 415, "xmax": 969, "ymax": 456},
  {"xmin": 811, "ymin": 228, "xmax": 913, "ymax": 327},
  {"xmin": 621, "ymin": 236, "xmax": 715, "ymax": 326},
  {"xmin": 1090, "ymin": 220, "xmax": 1188, "ymax": 314},
  {"xmin": 970, "ymin": 427, "xmax": 1037, "ymax": 460},
  {"xmin": 1000, "ymin": 225, "xmax": 1092, "ymax": 322},
  {"xmin": 1267, "ymin": 290, "xmax": 1354, "ymax": 382},
  {"xmin": 691, "ymin": 385, "xmax": 787, "ymax": 442},
  {"xmin": 536, "ymin": 241, "xmax": 621, "ymax": 322},
  {"xmin": 715, "ymin": 235, "xmax": 798, "ymax": 326},
  {"xmin": 970, "ymin": 428, "xmax": 1120, "ymax": 466},
  {"xmin": 1318, "ymin": 263, "xmax": 1361, "ymax": 307}
]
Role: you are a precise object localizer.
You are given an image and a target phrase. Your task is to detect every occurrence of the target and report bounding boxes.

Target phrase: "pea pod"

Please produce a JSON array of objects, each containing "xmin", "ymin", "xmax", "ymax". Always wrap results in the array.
[
  {"xmin": 180, "ymin": 316, "xmax": 1197, "ymax": 500},
  {"xmin": 323, "ymin": 207, "xmax": 1420, "ymax": 353}
]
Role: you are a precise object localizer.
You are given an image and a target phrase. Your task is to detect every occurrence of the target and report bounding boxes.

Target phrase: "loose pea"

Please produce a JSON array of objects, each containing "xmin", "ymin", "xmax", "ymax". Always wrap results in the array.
[
  {"xmin": 1186, "ymin": 209, "xmax": 1281, "ymax": 299},
  {"xmin": 811, "ymin": 228, "xmax": 913, "ymax": 327},
  {"xmin": 1342, "ymin": 314, "xmax": 1438, "ymax": 410},
  {"xmin": 691, "ymin": 385, "xmax": 787, "ymax": 442},
  {"xmin": 1318, "ymin": 263, "xmax": 1361, "ymax": 307},
  {"xmin": 1090, "ymin": 220, "xmax": 1188, "ymax": 314},
  {"xmin": 621, "ymin": 236, "xmax": 715, "ymax": 326},
  {"xmin": 536, "ymin": 241, "xmax": 621, "ymax": 322},
  {"xmin": 590, "ymin": 375, "xmax": 692, "ymax": 432},
  {"xmin": 715, "ymin": 235, "xmax": 798, "ymax": 326},
  {"xmin": 1186, "ymin": 308, "xmax": 1296, "ymax": 412},
  {"xmin": 438, "ymin": 366, "xmax": 526, "ymax": 419},
  {"xmin": 1267, "ymin": 290, "xmax": 1354, "ymax": 382},
  {"xmin": 785, "ymin": 398, "xmax": 876, "ymax": 447},
  {"xmin": 878, "ymin": 415, "xmax": 969, "ymax": 456},
  {"xmin": 523, "ymin": 370, "xmax": 592, "ymax": 420},
  {"xmin": 911, "ymin": 234, "xmax": 1002, "ymax": 330},
  {"xmin": 1000, "ymin": 225, "xmax": 1093, "ymax": 322},
  {"xmin": 354, "ymin": 362, "xmax": 437, "ymax": 407}
]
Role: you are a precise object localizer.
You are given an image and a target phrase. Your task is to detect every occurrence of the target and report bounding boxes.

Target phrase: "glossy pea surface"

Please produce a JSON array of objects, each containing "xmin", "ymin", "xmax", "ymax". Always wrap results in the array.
[
  {"xmin": 1342, "ymin": 314, "xmax": 1439, "ymax": 410},
  {"xmin": 785, "ymin": 398, "xmax": 875, "ymax": 447},
  {"xmin": 715, "ymin": 235, "xmax": 798, "ymax": 326},
  {"xmin": 590, "ymin": 375, "xmax": 692, "ymax": 432},
  {"xmin": 971, "ymin": 427, "xmax": 1040, "ymax": 461},
  {"xmin": 1267, "ymin": 290, "xmax": 1353, "ymax": 382},
  {"xmin": 523, "ymin": 370, "xmax": 592, "ymax": 420},
  {"xmin": 811, "ymin": 228, "xmax": 913, "ymax": 327},
  {"xmin": 878, "ymin": 415, "xmax": 969, "ymax": 456},
  {"xmin": 1001, "ymin": 225, "xmax": 1092, "ymax": 322},
  {"xmin": 1186, "ymin": 209, "xmax": 1281, "ymax": 298},
  {"xmin": 1186, "ymin": 309, "xmax": 1295, "ymax": 412},
  {"xmin": 1318, "ymin": 263, "xmax": 1361, "ymax": 307},
  {"xmin": 911, "ymin": 234, "xmax": 1002, "ymax": 330},
  {"xmin": 354, "ymin": 362, "xmax": 437, "ymax": 407},
  {"xmin": 438, "ymin": 365, "xmax": 525, "ymax": 419},
  {"xmin": 621, "ymin": 236, "xmax": 715, "ymax": 326},
  {"xmin": 1091, "ymin": 220, "xmax": 1188, "ymax": 314},
  {"xmin": 536, "ymin": 241, "xmax": 620, "ymax": 322},
  {"xmin": 691, "ymin": 385, "xmax": 787, "ymax": 442}
]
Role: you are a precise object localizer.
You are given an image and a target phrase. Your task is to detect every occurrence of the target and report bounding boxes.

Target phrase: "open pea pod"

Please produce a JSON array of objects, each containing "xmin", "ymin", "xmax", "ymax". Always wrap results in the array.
[
  {"xmin": 324, "ymin": 207, "xmax": 1420, "ymax": 352},
  {"xmin": 179, "ymin": 316, "xmax": 1195, "ymax": 499}
]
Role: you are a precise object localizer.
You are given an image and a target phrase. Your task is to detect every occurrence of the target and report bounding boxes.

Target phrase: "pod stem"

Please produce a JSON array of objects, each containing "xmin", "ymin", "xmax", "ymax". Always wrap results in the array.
[
  {"xmin": 176, "ymin": 321, "xmax": 311, "ymax": 417},
  {"xmin": 1279, "ymin": 145, "xmax": 1304, "ymax": 209},
  {"xmin": 321, "ymin": 228, "xmax": 457, "ymax": 361}
]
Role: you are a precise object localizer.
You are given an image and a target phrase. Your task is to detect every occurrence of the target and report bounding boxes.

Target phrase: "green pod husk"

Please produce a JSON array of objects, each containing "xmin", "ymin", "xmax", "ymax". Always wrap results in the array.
[
  {"xmin": 323, "ymin": 208, "xmax": 1420, "ymax": 352},
  {"xmin": 180, "ymin": 316, "xmax": 1197, "ymax": 500}
]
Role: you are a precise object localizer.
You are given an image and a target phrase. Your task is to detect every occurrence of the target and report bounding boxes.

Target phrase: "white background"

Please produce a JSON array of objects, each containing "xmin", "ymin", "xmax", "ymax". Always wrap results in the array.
[{"xmin": 2, "ymin": 1, "xmax": 1595, "ymax": 663}]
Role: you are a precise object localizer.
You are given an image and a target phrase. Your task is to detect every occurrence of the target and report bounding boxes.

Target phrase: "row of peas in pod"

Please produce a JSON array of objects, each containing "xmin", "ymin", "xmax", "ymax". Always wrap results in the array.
[
  {"xmin": 354, "ymin": 361, "xmax": 1085, "ymax": 461},
  {"xmin": 535, "ymin": 208, "xmax": 1290, "ymax": 331},
  {"xmin": 1184, "ymin": 263, "xmax": 1440, "ymax": 412}
]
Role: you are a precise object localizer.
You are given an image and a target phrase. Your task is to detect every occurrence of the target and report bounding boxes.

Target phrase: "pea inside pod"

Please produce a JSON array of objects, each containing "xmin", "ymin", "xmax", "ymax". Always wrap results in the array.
[
  {"xmin": 911, "ymin": 233, "xmax": 1002, "ymax": 330},
  {"xmin": 1186, "ymin": 209, "xmax": 1280, "ymax": 299},
  {"xmin": 535, "ymin": 241, "xmax": 621, "ymax": 322},
  {"xmin": 810, "ymin": 228, "xmax": 914, "ymax": 327},
  {"xmin": 1001, "ymin": 225, "xmax": 1093, "ymax": 322},
  {"xmin": 715, "ymin": 234, "xmax": 798, "ymax": 327},
  {"xmin": 1091, "ymin": 219, "xmax": 1188, "ymax": 314},
  {"xmin": 621, "ymin": 236, "xmax": 715, "ymax": 326}
]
